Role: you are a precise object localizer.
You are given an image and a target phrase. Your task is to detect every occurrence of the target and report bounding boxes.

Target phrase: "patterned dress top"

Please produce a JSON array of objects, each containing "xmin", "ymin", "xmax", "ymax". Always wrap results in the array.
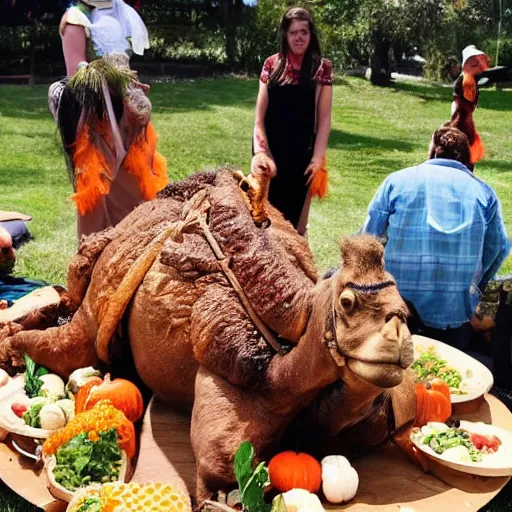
[{"xmin": 260, "ymin": 53, "xmax": 334, "ymax": 86}]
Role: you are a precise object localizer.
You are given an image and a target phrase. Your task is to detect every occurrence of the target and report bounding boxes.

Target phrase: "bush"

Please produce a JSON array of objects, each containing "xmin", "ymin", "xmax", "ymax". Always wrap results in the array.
[{"xmin": 484, "ymin": 36, "xmax": 512, "ymax": 68}]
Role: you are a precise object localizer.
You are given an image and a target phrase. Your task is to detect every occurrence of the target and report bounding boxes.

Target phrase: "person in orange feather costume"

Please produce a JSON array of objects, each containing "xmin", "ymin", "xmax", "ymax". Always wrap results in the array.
[
  {"xmin": 49, "ymin": 1, "xmax": 168, "ymax": 240},
  {"xmin": 250, "ymin": 7, "xmax": 333, "ymax": 236},
  {"xmin": 446, "ymin": 45, "xmax": 509, "ymax": 170}
]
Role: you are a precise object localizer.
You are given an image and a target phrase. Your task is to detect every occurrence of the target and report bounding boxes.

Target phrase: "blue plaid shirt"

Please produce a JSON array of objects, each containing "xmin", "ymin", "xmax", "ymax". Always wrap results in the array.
[{"xmin": 363, "ymin": 159, "xmax": 510, "ymax": 329}]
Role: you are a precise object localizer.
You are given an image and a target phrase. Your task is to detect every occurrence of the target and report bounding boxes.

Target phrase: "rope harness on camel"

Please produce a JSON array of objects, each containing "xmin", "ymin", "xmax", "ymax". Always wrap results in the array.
[
  {"xmin": 323, "ymin": 275, "xmax": 396, "ymax": 367},
  {"xmin": 95, "ymin": 177, "xmax": 282, "ymax": 364}
]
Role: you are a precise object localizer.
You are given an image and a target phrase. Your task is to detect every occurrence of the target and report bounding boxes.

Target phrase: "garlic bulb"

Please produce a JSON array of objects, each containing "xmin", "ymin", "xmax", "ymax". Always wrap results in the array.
[
  {"xmin": 321, "ymin": 456, "xmax": 359, "ymax": 504},
  {"xmin": 39, "ymin": 403, "xmax": 66, "ymax": 430},
  {"xmin": 281, "ymin": 489, "xmax": 324, "ymax": 512},
  {"xmin": 39, "ymin": 374, "xmax": 65, "ymax": 400},
  {"xmin": 0, "ymin": 368, "xmax": 9, "ymax": 387}
]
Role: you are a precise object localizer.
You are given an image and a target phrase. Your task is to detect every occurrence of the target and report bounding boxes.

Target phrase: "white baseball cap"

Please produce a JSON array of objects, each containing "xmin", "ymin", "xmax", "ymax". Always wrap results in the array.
[{"xmin": 462, "ymin": 45, "xmax": 486, "ymax": 66}]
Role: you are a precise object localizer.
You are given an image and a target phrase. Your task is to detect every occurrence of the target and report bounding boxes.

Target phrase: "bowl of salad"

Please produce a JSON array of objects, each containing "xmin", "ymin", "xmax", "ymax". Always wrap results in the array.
[
  {"xmin": 42, "ymin": 400, "xmax": 135, "ymax": 502},
  {"xmin": 412, "ymin": 336, "xmax": 493, "ymax": 403},
  {"xmin": 410, "ymin": 420, "xmax": 512, "ymax": 477}
]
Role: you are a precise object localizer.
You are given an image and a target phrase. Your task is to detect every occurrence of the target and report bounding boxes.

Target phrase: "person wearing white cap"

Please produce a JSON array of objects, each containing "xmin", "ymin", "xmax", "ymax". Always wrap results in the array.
[
  {"xmin": 48, "ymin": 0, "xmax": 168, "ymax": 239},
  {"xmin": 448, "ymin": 45, "xmax": 509, "ymax": 170}
]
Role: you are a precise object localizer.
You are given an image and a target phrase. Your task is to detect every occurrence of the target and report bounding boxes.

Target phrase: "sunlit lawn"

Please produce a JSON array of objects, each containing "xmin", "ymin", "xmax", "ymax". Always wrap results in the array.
[{"xmin": 0, "ymin": 76, "xmax": 511, "ymax": 510}]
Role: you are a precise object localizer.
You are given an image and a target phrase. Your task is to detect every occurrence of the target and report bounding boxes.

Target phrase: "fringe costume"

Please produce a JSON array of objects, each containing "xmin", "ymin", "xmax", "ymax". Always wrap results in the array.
[{"xmin": 49, "ymin": 1, "xmax": 168, "ymax": 238}]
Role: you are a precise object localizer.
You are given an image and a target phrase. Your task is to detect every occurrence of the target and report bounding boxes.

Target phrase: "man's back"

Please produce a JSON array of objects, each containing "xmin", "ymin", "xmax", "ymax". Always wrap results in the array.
[{"xmin": 363, "ymin": 158, "xmax": 509, "ymax": 329}]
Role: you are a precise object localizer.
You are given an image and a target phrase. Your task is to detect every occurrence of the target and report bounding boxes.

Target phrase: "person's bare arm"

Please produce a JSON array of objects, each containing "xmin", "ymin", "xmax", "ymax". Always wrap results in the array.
[
  {"xmin": 251, "ymin": 81, "xmax": 276, "ymax": 177},
  {"xmin": 62, "ymin": 23, "xmax": 87, "ymax": 78},
  {"xmin": 305, "ymin": 85, "xmax": 333, "ymax": 184}
]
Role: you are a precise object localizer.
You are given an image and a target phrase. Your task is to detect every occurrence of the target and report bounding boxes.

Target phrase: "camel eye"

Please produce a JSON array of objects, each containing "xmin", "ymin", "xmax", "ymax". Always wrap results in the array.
[{"xmin": 339, "ymin": 289, "xmax": 356, "ymax": 313}]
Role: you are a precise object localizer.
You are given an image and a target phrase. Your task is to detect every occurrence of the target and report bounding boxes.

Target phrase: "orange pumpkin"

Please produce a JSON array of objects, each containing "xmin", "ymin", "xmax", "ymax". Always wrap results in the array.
[
  {"xmin": 415, "ymin": 378, "xmax": 452, "ymax": 427},
  {"xmin": 75, "ymin": 374, "xmax": 144, "ymax": 423},
  {"xmin": 268, "ymin": 451, "xmax": 322, "ymax": 493}
]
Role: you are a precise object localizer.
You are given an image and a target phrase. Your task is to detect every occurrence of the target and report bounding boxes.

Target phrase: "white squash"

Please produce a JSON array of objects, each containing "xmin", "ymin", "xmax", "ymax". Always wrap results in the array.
[
  {"xmin": 0, "ymin": 368, "xmax": 9, "ymax": 387},
  {"xmin": 321, "ymin": 456, "xmax": 359, "ymax": 504},
  {"xmin": 39, "ymin": 403, "xmax": 66, "ymax": 430},
  {"xmin": 39, "ymin": 374, "xmax": 66, "ymax": 400},
  {"xmin": 55, "ymin": 399, "xmax": 75, "ymax": 422},
  {"xmin": 281, "ymin": 489, "xmax": 324, "ymax": 512}
]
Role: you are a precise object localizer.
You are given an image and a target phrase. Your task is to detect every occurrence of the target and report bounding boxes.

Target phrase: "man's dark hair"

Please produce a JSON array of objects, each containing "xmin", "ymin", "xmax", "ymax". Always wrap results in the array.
[{"xmin": 431, "ymin": 126, "xmax": 471, "ymax": 167}]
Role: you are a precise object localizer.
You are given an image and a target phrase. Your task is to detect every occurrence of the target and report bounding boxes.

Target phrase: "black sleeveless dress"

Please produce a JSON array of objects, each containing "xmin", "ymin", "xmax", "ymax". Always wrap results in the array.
[{"xmin": 265, "ymin": 83, "xmax": 316, "ymax": 229}]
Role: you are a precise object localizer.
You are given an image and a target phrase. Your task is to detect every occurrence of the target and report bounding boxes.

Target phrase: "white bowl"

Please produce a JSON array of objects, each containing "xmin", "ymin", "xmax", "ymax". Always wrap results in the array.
[
  {"xmin": 412, "ymin": 335, "xmax": 493, "ymax": 403},
  {"xmin": 410, "ymin": 420, "xmax": 512, "ymax": 477}
]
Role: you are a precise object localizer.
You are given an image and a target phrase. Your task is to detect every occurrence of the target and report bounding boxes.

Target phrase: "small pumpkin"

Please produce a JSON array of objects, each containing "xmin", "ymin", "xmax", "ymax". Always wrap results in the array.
[
  {"xmin": 75, "ymin": 374, "xmax": 144, "ymax": 423},
  {"xmin": 415, "ymin": 378, "xmax": 452, "ymax": 427},
  {"xmin": 268, "ymin": 451, "xmax": 322, "ymax": 493}
]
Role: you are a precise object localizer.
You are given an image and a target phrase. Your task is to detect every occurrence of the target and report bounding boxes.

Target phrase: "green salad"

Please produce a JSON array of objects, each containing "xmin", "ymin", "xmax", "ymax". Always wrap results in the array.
[
  {"xmin": 52, "ymin": 428, "xmax": 122, "ymax": 491},
  {"xmin": 422, "ymin": 427, "xmax": 482, "ymax": 462},
  {"xmin": 412, "ymin": 346, "xmax": 465, "ymax": 392}
]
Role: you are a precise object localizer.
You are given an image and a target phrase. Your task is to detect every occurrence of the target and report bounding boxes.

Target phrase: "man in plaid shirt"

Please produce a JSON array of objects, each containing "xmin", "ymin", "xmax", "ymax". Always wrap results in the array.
[{"xmin": 363, "ymin": 126, "xmax": 510, "ymax": 350}]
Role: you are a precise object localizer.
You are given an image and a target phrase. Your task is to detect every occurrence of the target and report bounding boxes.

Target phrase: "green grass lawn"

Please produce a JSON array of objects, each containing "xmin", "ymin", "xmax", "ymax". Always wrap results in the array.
[{"xmin": 0, "ymin": 76, "xmax": 511, "ymax": 511}]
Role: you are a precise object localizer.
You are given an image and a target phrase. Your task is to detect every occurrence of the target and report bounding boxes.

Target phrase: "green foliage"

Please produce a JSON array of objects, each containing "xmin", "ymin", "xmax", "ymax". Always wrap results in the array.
[
  {"xmin": 234, "ymin": 441, "xmax": 270, "ymax": 512},
  {"xmin": 24, "ymin": 354, "xmax": 49, "ymax": 398}
]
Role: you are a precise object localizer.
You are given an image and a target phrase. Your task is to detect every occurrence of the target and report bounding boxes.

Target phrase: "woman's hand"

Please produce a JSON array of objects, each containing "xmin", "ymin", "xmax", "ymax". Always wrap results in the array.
[
  {"xmin": 251, "ymin": 152, "xmax": 277, "ymax": 178},
  {"xmin": 304, "ymin": 155, "xmax": 324, "ymax": 186}
]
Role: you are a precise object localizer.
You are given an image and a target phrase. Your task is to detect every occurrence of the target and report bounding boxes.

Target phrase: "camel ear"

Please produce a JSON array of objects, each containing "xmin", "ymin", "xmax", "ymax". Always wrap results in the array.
[{"xmin": 339, "ymin": 235, "xmax": 385, "ymax": 274}]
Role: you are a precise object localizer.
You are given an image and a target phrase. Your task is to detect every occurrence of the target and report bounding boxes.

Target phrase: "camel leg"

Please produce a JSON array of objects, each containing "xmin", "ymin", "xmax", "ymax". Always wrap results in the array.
[
  {"xmin": 0, "ymin": 309, "xmax": 98, "ymax": 378},
  {"xmin": 191, "ymin": 367, "xmax": 290, "ymax": 504}
]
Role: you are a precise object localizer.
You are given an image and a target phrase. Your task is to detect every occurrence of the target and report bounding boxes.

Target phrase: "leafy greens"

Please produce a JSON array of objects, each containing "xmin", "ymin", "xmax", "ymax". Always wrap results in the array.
[
  {"xmin": 234, "ymin": 441, "xmax": 270, "ymax": 512},
  {"xmin": 23, "ymin": 354, "xmax": 49, "ymax": 398},
  {"xmin": 412, "ymin": 346, "xmax": 464, "ymax": 391},
  {"xmin": 53, "ymin": 428, "xmax": 122, "ymax": 491}
]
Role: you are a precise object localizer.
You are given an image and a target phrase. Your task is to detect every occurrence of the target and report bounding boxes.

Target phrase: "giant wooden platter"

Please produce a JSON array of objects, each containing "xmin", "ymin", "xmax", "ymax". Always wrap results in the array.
[{"xmin": 0, "ymin": 393, "xmax": 511, "ymax": 512}]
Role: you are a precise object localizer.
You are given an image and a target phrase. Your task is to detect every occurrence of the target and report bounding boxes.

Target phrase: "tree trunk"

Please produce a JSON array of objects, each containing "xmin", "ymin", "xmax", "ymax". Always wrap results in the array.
[
  {"xmin": 29, "ymin": 24, "xmax": 35, "ymax": 86},
  {"xmin": 370, "ymin": 38, "xmax": 391, "ymax": 86},
  {"xmin": 222, "ymin": 0, "xmax": 236, "ymax": 67}
]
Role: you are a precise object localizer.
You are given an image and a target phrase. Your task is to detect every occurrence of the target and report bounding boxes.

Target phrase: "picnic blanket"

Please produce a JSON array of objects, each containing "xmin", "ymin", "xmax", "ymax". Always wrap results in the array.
[{"xmin": 0, "ymin": 276, "xmax": 47, "ymax": 307}]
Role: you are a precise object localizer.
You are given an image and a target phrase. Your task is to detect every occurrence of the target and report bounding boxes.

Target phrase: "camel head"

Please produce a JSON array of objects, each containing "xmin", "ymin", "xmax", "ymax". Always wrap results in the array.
[{"xmin": 327, "ymin": 235, "xmax": 413, "ymax": 389}]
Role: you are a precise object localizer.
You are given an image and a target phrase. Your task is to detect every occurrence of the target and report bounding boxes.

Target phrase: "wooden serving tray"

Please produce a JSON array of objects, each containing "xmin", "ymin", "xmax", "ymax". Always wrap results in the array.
[{"xmin": 0, "ymin": 394, "xmax": 510, "ymax": 512}]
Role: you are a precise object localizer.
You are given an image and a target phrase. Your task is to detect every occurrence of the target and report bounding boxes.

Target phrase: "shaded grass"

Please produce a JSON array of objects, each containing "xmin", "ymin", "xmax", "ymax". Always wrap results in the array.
[{"xmin": 0, "ymin": 77, "xmax": 511, "ymax": 510}]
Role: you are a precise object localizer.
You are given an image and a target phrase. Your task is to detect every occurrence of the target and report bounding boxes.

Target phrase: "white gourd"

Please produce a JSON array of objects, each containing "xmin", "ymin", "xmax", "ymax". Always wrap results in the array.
[
  {"xmin": 321, "ymin": 455, "xmax": 351, "ymax": 470},
  {"xmin": 321, "ymin": 456, "xmax": 359, "ymax": 504},
  {"xmin": 39, "ymin": 374, "xmax": 66, "ymax": 400},
  {"xmin": 39, "ymin": 403, "xmax": 66, "ymax": 430},
  {"xmin": 65, "ymin": 367, "xmax": 101, "ymax": 395},
  {"xmin": 281, "ymin": 489, "xmax": 325, "ymax": 512}
]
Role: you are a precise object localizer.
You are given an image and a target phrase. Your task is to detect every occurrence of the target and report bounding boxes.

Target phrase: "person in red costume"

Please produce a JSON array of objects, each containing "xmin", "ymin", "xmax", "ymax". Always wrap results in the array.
[
  {"xmin": 446, "ymin": 45, "xmax": 509, "ymax": 170},
  {"xmin": 251, "ymin": 7, "xmax": 333, "ymax": 235}
]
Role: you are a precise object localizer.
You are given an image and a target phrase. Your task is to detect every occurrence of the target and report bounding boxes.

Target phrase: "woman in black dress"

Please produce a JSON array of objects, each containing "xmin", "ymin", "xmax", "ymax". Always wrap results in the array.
[{"xmin": 251, "ymin": 7, "xmax": 333, "ymax": 234}]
